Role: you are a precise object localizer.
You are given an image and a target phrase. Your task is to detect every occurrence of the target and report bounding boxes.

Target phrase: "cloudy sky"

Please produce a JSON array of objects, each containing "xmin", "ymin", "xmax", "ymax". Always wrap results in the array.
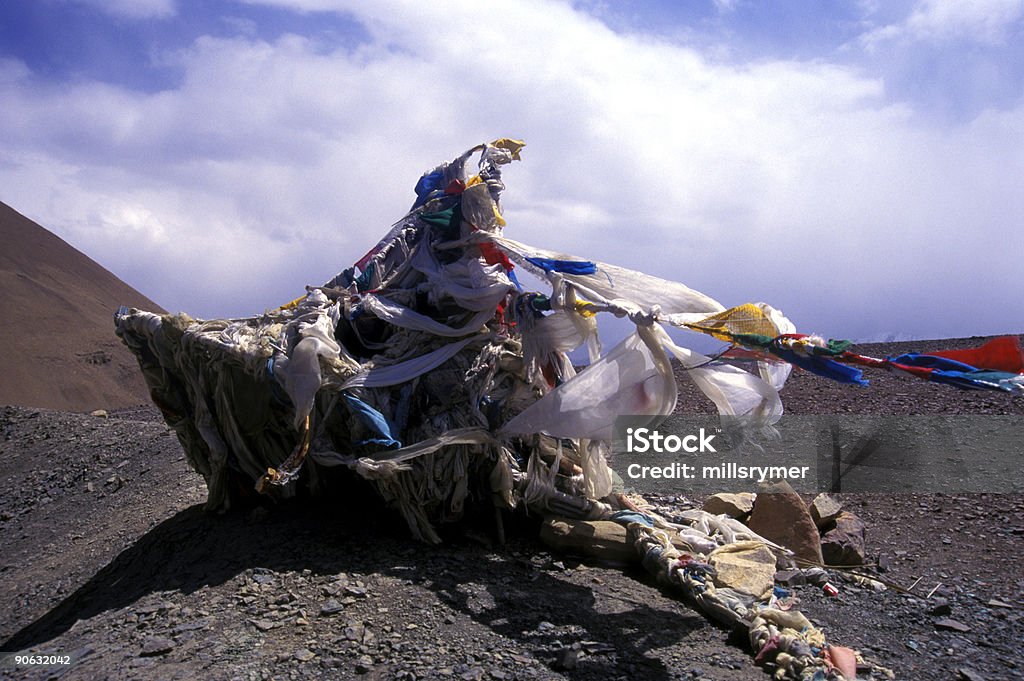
[{"xmin": 1, "ymin": 0, "xmax": 1022, "ymax": 341}]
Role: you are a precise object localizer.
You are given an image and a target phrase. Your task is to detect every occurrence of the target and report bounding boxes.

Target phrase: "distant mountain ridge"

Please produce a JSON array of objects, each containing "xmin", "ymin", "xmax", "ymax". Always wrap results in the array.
[{"xmin": 0, "ymin": 201, "xmax": 164, "ymax": 411}]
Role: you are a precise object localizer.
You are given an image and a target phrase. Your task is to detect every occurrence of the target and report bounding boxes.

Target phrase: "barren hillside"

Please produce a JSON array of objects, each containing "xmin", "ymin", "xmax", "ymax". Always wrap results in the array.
[{"xmin": 0, "ymin": 202, "xmax": 163, "ymax": 411}]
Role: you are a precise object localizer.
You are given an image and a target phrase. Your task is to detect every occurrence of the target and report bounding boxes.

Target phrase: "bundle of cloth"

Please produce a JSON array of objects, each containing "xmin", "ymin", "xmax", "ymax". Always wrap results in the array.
[
  {"xmin": 115, "ymin": 138, "xmax": 797, "ymax": 538},
  {"xmin": 116, "ymin": 138, "xmax": 939, "ymax": 679}
]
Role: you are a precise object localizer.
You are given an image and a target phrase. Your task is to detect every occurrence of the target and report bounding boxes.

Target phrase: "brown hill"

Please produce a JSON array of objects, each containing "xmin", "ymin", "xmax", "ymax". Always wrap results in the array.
[{"xmin": 0, "ymin": 201, "xmax": 164, "ymax": 411}]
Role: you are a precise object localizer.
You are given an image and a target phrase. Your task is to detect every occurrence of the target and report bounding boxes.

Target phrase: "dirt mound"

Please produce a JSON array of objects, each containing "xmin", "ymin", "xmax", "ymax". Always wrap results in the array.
[{"xmin": 0, "ymin": 202, "xmax": 164, "ymax": 412}]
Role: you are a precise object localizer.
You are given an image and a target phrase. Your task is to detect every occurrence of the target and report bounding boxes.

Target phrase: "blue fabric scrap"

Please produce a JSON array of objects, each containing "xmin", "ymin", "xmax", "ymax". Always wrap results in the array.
[
  {"xmin": 354, "ymin": 261, "xmax": 376, "ymax": 292},
  {"xmin": 525, "ymin": 257, "xmax": 598, "ymax": 275},
  {"xmin": 412, "ymin": 169, "xmax": 445, "ymax": 209},
  {"xmin": 342, "ymin": 393, "xmax": 401, "ymax": 449},
  {"xmin": 891, "ymin": 354, "xmax": 1020, "ymax": 391},
  {"xmin": 889, "ymin": 353, "xmax": 978, "ymax": 372},
  {"xmin": 609, "ymin": 509, "xmax": 656, "ymax": 527},
  {"xmin": 772, "ymin": 346, "xmax": 869, "ymax": 386}
]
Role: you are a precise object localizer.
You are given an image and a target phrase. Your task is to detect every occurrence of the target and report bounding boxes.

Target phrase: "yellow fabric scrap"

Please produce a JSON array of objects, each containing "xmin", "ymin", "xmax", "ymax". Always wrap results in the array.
[
  {"xmin": 277, "ymin": 294, "xmax": 306, "ymax": 311},
  {"xmin": 489, "ymin": 138, "xmax": 526, "ymax": 160},
  {"xmin": 685, "ymin": 303, "xmax": 778, "ymax": 342}
]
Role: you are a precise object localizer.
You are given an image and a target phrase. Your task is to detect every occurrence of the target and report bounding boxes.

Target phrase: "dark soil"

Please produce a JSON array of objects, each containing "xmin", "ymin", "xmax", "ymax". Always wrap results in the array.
[{"xmin": 1, "ymin": 336, "xmax": 1022, "ymax": 680}]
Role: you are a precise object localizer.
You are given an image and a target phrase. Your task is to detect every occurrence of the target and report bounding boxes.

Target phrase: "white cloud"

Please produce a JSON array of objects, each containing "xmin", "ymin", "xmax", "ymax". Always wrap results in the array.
[
  {"xmin": 1, "ymin": 0, "xmax": 1022, "ymax": 339},
  {"xmin": 68, "ymin": 0, "xmax": 177, "ymax": 20},
  {"xmin": 908, "ymin": 0, "xmax": 1024, "ymax": 43},
  {"xmin": 861, "ymin": 0, "xmax": 1024, "ymax": 47}
]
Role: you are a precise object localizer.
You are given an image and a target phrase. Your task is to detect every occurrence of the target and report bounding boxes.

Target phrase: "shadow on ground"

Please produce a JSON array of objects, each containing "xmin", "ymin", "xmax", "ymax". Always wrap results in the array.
[{"xmin": 2, "ymin": 500, "xmax": 715, "ymax": 679}]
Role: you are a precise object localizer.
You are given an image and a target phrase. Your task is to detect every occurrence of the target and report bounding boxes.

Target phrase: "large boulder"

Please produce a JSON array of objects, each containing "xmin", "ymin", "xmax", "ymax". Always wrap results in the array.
[
  {"xmin": 820, "ymin": 511, "xmax": 867, "ymax": 566},
  {"xmin": 747, "ymin": 480, "xmax": 824, "ymax": 565}
]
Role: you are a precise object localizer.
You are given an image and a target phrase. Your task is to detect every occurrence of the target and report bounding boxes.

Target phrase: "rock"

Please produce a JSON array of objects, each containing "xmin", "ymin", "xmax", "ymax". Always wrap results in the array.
[
  {"xmin": 934, "ymin": 618, "xmax": 971, "ymax": 633},
  {"xmin": 320, "ymin": 599, "xmax": 344, "ymax": 616},
  {"xmin": 251, "ymin": 619, "xmax": 276, "ymax": 632},
  {"xmin": 774, "ymin": 569, "xmax": 806, "ymax": 587},
  {"xmin": 171, "ymin": 618, "xmax": 213, "ymax": 635},
  {"xmin": 957, "ymin": 668, "xmax": 985, "ymax": 681},
  {"xmin": 746, "ymin": 480, "xmax": 823, "ymax": 565},
  {"xmin": 702, "ymin": 492, "xmax": 754, "ymax": 518},
  {"xmin": 355, "ymin": 655, "xmax": 374, "ymax": 673},
  {"xmin": 821, "ymin": 512, "xmax": 867, "ymax": 566},
  {"xmin": 139, "ymin": 637, "xmax": 175, "ymax": 657},
  {"xmin": 581, "ymin": 641, "xmax": 614, "ymax": 654},
  {"xmin": 553, "ymin": 647, "xmax": 579, "ymax": 671},
  {"xmin": 708, "ymin": 542, "xmax": 777, "ymax": 598},
  {"xmin": 539, "ymin": 518, "xmax": 637, "ymax": 563},
  {"xmin": 809, "ymin": 493, "xmax": 842, "ymax": 529},
  {"xmin": 90, "ymin": 409, "xmax": 108, "ymax": 418},
  {"xmin": 877, "ymin": 554, "xmax": 893, "ymax": 573},
  {"xmin": 929, "ymin": 598, "xmax": 952, "ymax": 616},
  {"xmin": 293, "ymin": 648, "xmax": 316, "ymax": 662}
]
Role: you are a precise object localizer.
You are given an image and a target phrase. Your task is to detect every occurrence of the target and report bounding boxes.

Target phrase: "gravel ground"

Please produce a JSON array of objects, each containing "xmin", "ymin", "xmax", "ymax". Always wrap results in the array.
[{"xmin": 1, "ymin": 336, "xmax": 1022, "ymax": 680}]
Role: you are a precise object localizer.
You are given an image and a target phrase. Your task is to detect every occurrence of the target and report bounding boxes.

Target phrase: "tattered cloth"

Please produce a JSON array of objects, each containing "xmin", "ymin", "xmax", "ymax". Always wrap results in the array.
[{"xmin": 118, "ymin": 139, "xmax": 897, "ymax": 680}]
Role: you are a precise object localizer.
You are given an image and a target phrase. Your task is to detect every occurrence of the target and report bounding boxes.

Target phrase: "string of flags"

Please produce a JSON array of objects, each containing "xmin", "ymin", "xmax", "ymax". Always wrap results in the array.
[{"xmin": 682, "ymin": 304, "xmax": 1023, "ymax": 394}]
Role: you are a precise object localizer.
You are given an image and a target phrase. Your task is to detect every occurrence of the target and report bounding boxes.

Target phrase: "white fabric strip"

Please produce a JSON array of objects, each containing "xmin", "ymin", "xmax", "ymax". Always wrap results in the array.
[
  {"xmin": 362, "ymin": 293, "xmax": 495, "ymax": 338},
  {"xmin": 341, "ymin": 335, "xmax": 484, "ymax": 389}
]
